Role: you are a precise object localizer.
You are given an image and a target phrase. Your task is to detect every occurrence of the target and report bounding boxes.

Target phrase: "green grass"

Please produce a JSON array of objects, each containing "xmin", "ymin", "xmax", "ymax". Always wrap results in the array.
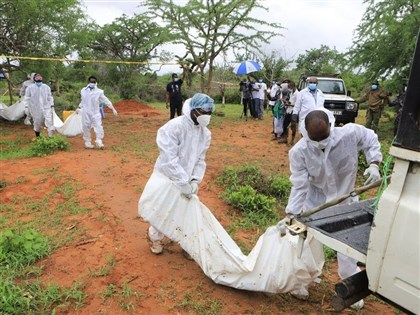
[
  {"xmin": 0, "ymin": 165, "xmax": 92, "ymax": 314},
  {"xmin": 0, "ymin": 135, "xmax": 69, "ymax": 160}
]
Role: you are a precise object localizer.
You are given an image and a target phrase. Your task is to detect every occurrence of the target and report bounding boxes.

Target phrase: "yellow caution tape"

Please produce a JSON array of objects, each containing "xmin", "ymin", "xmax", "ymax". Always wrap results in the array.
[{"xmin": 0, "ymin": 55, "xmax": 180, "ymax": 65}]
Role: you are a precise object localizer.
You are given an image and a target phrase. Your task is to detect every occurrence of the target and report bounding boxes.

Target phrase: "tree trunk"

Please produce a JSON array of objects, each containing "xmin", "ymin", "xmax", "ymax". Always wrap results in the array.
[{"xmin": 6, "ymin": 59, "xmax": 13, "ymax": 105}]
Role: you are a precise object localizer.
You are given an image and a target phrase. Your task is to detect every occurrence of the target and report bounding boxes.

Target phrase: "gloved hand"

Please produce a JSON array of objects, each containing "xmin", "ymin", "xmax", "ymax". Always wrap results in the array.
[
  {"xmin": 76, "ymin": 108, "xmax": 81, "ymax": 114},
  {"xmin": 363, "ymin": 164, "xmax": 380, "ymax": 185},
  {"xmin": 277, "ymin": 214, "xmax": 294, "ymax": 237},
  {"xmin": 190, "ymin": 181, "xmax": 199, "ymax": 195},
  {"xmin": 180, "ymin": 183, "xmax": 193, "ymax": 199},
  {"xmin": 112, "ymin": 108, "xmax": 118, "ymax": 116},
  {"xmin": 291, "ymin": 114, "xmax": 298, "ymax": 123}
]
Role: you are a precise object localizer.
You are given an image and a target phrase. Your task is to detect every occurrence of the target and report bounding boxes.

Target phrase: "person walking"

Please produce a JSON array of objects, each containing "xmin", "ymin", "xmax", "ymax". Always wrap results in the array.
[
  {"xmin": 139, "ymin": 93, "xmax": 215, "ymax": 254},
  {"xmin": 166, "ymin": 67, "xmax": 187, "ymax": 120},
  {"xmin": 278, "ymin": 109, "xmax": 382, "ymax": 309},
  {"xmin": 23, "ymin": 73, "xmax": 55, "ymax": 138},
  {"xmin": 77, "ymin": 76, "xmax": 118, "ymax": 149},
  {"xmin": 355, "ymin": 81, "xmax": 390, "ymax": 133}
]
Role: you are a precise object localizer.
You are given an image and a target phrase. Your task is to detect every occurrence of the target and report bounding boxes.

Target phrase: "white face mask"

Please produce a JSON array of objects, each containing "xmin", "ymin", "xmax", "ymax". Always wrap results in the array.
[
  {"xmin": 88, "ymin": 83, "xmax": 96, "ymax": 89},
  {"xmin": 308, "ymin": 136, "xmax": 330, "ymax": 150},
  {"xmin": 197, "ymin": 114, "xmax": 211, "ymax": 127}
]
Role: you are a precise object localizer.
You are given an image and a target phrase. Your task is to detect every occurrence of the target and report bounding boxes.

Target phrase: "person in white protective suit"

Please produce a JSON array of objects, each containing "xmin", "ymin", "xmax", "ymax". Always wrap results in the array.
[
  {"xmin": 20, "ymin": 72, "xmax": 36, "ymax": 126},
  {"xmin": 76, "ymin": 76, "xmax": 118, "ymax": 149},
  {"xmin": 143, "ymin": 93, "xmax": 215, "ymax": 254},
  {"xmin": 23, "ymin": 74, "xmax": 55, "ymax": 137},
  {"xmin": 278, "ymin": 108, "xmax": 382, "ymax": 309},
  {"xmin": 291, "ymin": 77, "xmax": 325, "ymax": 138}
]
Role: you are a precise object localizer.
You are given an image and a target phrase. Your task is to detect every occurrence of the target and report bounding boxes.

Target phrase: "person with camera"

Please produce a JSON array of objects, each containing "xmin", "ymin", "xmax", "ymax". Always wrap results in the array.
[{"xmin": 239, "ymin": 78, "xmax": 253, "ymax": 119}]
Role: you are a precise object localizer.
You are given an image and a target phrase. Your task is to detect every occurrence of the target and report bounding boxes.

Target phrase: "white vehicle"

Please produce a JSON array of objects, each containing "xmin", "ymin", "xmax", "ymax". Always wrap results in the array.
[
  {"xmin": 292, "ymin": 41, "xmax": 420, "ymax": 314},
  {"xmin": 298, "ymin": 74, "xmax": 358, "ymax": 125}
]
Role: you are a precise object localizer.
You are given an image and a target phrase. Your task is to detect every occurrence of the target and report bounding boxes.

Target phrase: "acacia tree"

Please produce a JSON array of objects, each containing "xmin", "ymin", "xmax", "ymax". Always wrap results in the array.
[
  {"xmin": 146, "ymin": 0, "xmax": 282, "ymax": 93},
  {"xmin": 295, "ymin": 45, "xmax": 345, "ymax": 75},
  {"xmin": 348, "ymin": 0, "xmax": 420, "ymax": 84},
  {"xmin": 86, "ymin": 14, "xmax": 172, "ymax": 98}
]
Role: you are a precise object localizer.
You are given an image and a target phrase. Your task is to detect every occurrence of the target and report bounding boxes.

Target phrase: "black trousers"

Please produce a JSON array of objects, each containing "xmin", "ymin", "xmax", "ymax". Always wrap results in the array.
[
  {"xmin": 242, "ymin": 97, "xmax": 252, "ymax": 116},
  {"xmin": 170, "ymin": 101, "xmax": 183, "ymax": 119}
]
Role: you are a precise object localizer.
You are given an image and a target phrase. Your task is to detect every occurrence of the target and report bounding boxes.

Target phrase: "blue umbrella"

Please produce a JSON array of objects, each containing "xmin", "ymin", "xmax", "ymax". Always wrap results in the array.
[{"xmin": 233, "ymin": 60, "xmax": 261, "ymax": 75}]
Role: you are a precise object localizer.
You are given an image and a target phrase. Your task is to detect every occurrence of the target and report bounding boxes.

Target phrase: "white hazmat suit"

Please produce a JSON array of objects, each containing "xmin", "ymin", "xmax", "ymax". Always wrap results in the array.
[
  {"xmin": 21, "ymin": 73, "xmax": 36, "ymax": 125},
  {"xmin": 285, "ymin": 109, "xmax": 382, "ymax": 305},
  {"xmin": 78, "ymin": 84, "xmax": 117, "ymax": 148},
  {"xmin": 142, "ymin": 94, "xmax": 214, "ymax": 252},
  {"xmin": 24, "ymin": 81, "xmax": 54, "ymax": 136}
]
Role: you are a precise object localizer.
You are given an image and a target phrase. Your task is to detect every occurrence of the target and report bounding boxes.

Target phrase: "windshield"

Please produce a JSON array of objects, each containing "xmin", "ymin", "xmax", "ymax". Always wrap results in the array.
[{"xmin": 317, "ymin": 80, "xmax": 345, "ymax": 95}]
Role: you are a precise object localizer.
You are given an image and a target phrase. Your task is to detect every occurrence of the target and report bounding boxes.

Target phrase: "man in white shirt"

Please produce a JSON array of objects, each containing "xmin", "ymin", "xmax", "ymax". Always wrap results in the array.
[{"xmin": 292, "ymin": 77, "xmax": 325, "ymax": 138}]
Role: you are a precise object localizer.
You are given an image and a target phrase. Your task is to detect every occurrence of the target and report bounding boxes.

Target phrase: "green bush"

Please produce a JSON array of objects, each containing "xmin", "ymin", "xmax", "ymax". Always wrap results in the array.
[
  {"xmin": 0, "ymin": 229, "xmax": 50, "ymax": 268},
  {"xmin": 30, "ymin": 135, "xmax": 69, "ymax": 157},
  {"xmin": 226, "ymin": 185, "xmax": 276, "ymax": 216},
  {"xmin": 217, "ymin": 165, "xmax": 292, "ymax": 229}
]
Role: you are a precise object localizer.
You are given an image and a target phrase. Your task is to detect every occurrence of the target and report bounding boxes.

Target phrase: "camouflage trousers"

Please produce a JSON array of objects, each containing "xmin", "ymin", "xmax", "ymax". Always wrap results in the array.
[{"xmin": 365, "ymin": 108, "xmax": 383, "ymax": 133}]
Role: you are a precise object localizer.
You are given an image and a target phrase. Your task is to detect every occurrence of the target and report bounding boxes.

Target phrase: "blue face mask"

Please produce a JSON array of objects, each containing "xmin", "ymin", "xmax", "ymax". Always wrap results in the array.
[
  {"xmin": 258, "ymin": 79, "xmax": 263, "ymax": 83},
  {"xmin": 308, "ymin": 83, "xmax": 317, "ymax": 91},
  {"xmin": 173, "ymin": 77, "xmax": 179, "ymax": 82},
  {"xmin": 36, "ymin": 82, "xmax": 42, "ymax": 87},
  {"xmin": 371, "ymin": 84, "xmax": 378, "ymax": 90}
]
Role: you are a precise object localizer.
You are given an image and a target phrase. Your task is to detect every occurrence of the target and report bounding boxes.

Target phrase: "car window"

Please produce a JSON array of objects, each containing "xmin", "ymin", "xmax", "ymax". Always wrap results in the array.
[{"xmin": 318, "ymin": 80, "xmax": 345, "ymax": 94}]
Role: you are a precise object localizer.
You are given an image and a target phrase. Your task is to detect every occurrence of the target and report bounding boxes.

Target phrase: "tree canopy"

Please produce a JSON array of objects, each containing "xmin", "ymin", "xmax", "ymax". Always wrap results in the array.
[
  {"xmin": 348, "ymin": 0, "xmax": 420, "ymax": 84},
  {"xmin": 145, "ymin": 0, "xmax": 283, "ymax": 93}
]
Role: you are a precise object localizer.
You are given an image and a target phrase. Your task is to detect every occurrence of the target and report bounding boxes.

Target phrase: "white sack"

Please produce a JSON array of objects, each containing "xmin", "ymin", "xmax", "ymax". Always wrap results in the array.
[
  {"xmin": 139, "ymin": 171, "xmax": 324, "ymax": 293},
  {"xmin": 274, "ymin": 117, "xmax": 284, "ymax": 135},
  {"xmin": 54, "ymin": 110, "xmax": 83, "ymax": 137},
  {"xmin": 0, "ymin": 100, "xmax": 25, "ymax": 121}
]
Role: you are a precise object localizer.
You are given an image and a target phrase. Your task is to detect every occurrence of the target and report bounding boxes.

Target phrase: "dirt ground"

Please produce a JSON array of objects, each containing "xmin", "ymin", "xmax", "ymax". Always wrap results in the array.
[{"xmin": 0, "ymin": 100, "xmax": 397, "ymax": 314}]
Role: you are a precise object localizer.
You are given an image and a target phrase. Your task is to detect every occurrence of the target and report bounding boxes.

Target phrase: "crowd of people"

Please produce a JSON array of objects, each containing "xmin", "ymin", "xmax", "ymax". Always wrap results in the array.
[{"xmin": 238, "ymin": 76, "xmax": 398, "ymax": 145}]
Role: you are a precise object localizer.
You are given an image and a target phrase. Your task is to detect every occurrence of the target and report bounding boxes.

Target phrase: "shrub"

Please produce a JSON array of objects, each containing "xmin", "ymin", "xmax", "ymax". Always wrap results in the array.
[
  {"xmin": 0, "ymin": 229, "xmax": 50, "ymax": 268},
  {"xmin": 225, "ymin": 185, "xmax": 276, "ymax": 216},
  {"xmin": 217, "ymin": 165, "xmax": 292, "ymax": 229},
  {"xmin": 30, "ymin": 135, "xmax": 69, "ymax": 157}
]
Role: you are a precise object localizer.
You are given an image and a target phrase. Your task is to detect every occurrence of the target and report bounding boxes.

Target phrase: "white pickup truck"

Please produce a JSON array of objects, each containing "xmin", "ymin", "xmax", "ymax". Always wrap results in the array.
[{"xmin": 292, "ymin": 39, "xmax": 420, "ymax": 314}]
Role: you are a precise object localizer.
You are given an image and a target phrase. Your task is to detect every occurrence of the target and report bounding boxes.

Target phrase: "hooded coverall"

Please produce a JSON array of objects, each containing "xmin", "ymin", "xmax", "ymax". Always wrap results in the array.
[
  {"xmin": 24, "ymin": 83, "xmax": 54, "ymax": 136},
  {"xmin": 79, "ymin": 85, "xmax": 115, "ymax": 145},
  {"xmin": 147, "ymin": 98, "xmax": 212, "ymax": 242},
  {"xmin": 286, "ymin": 115, "xmax": 382, "ymax": 282}
]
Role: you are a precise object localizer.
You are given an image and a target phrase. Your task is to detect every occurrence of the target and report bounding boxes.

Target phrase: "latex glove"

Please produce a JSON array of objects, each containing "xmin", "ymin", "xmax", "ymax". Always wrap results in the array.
[
  {"xmin": 75, "ymin": 108, "xmax": 81, "ymax": 114},
  {"xmin": 291, "ymin": 114, "xmax": 298, "ymax": 123},
  {"xmin": 277, "ymin": 214, "xmax": 294, "ymax": 237},
  {"xmin": 180, "ymin": 183, "xmax": 193, "ymax": 199},
  {"xmin": 112, "ymin": 108, "xmax": 118, "ymax": 116},
  {"xmin": 190, "ymin": 181, "xmax": 199, "ymax": 195},
  {"xmin": 363, "ymin": 164, "xmax": 380, "ymax": 185}
]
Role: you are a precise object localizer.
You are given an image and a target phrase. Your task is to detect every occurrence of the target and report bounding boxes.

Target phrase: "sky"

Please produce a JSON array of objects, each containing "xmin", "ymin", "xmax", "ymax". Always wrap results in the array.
[{"xmin": 82, "ymin": 0, "xmax": 368, "ymax": 73}]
